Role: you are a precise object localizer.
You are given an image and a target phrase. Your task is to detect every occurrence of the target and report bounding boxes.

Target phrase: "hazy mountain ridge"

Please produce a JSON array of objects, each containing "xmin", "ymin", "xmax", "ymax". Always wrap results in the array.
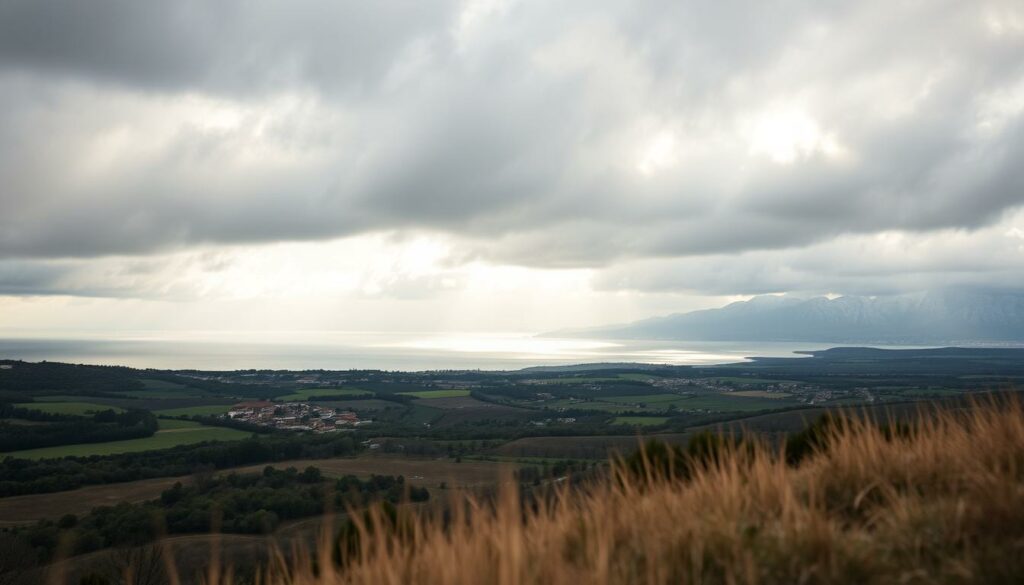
[{"xmin": 551, "ymin": 290, "xmax": 1024, "ymax": 343}]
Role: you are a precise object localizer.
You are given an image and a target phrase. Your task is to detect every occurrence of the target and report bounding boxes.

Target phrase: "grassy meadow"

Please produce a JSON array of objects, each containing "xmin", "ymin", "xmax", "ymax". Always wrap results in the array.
[
  {"xmin": 13, "ymin": 401, "xmax": 125, "ymax": 415},
  {"xmin": 612, "ymin": 416, "xmax": 669, "ymax": 426},
  {"xmin": 399, "ymin": 389, "xmax": 472, "ymax": 399},
  {"xmin": 154, "ymin": 404, "xmax": 235, "ymax": 417},
  {"xmin": 277, "ymin": 388, "xmax": 373, "ymax": 401},
  {"xmin": 4, "ymin": 422, "xmax": 251, "ymax": 460}
]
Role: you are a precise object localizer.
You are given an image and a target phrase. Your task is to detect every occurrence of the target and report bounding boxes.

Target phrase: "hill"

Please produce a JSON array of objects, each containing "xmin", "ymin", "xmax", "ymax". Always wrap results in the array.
[
  {"xmin": 551, "ymin": 289, "xmax": 1024, "ymax": 343},
  {"xmin": 138, "ymin": 395, "xmax": 1024, "ymax": 584}
]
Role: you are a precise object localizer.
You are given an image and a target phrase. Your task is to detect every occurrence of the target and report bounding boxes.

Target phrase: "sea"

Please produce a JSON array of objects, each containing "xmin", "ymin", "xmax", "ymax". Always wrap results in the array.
[{"xmin": 0, "ymin": 330, "xmax": 938, "ymax": 371}]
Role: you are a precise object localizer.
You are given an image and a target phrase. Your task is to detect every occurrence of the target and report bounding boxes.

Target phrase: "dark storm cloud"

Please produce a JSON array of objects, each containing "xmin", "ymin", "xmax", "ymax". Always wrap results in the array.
[
  {"xmin": 1, "ymin": 0, "xmax": 1023, "ymax": 298},
  {"xmin": 0, "ymin": 0, "xmax": 458, "ymax": 95}
]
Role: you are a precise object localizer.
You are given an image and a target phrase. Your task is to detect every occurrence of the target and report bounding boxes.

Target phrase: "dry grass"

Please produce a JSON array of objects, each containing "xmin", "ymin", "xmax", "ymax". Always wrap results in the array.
[{"xmin": 87, "ymin": 397, "xmax": 1024, "ymax": 584}]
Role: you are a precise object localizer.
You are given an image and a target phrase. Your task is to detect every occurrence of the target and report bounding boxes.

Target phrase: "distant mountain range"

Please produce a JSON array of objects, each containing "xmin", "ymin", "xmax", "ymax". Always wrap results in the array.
[{"xmin": 549, "ymin": 289, "xmax": 1024, "ymax": 344}]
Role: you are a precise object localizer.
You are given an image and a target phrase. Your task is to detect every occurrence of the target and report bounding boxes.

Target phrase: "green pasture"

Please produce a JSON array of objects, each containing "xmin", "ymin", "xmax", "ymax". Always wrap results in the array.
[
  {"xmin": 613, "ymin": 416, "xmax": 670, "ymax": 426},
  {"xmin": 398, "ymin": 389, "xmax": 471, "ymax": 399},
  {"xmin": 4, "ymin": 424, "xmax": 251, "ymax": 460},
  {"xmin": 154, "ymin": 404, "xmax": 234, "ymax": 417},
  {"xmin": 14, "ymin": 402, "xmax": 125, "ymax": 415},
  {"xmin": 277, "ymin": 387, "xmax": 372, "ymax": 401}
]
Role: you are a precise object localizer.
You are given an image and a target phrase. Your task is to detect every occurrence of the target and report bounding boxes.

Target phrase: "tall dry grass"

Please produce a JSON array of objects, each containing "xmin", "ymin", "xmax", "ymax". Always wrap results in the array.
[{"xmin": 160, "ymin": 398, "xmax": 1024, "ymax": 584}]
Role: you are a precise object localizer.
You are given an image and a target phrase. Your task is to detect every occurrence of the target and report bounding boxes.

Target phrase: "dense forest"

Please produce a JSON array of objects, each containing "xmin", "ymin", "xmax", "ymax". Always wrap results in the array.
[{"xmin": 0, "ymin": 361, "xmax": 144, "ymax": 397}]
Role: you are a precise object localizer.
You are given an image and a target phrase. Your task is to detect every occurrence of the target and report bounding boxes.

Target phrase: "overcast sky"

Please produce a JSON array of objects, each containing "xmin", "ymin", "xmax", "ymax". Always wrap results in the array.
[{"xmin": 1, "ymin": 0, "xmax": 1023, "ymax": 335}]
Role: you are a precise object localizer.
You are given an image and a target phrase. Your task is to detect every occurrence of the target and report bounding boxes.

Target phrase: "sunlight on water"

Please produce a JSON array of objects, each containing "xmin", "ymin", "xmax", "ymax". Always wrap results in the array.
[
  {"xmin": 626, "ymin": 348, "xmax": 751, "ymax": 364},
  {"xmin": 380, "ymin": 334, "xmax": 619, "ymax": 358},
  {"xmin": 0, "ymin": 330, "xmax": 855, "ymax": 371}
]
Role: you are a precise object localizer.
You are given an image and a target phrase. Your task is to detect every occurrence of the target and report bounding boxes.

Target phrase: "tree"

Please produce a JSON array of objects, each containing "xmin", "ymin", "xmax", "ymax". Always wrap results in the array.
[
  {"xmin": 0, "ymin": 535, "xmax": 37, "ymax": 585},
  {"xmin": 102, "ymin": 544, "xmax": 167, "ymax": 585}
]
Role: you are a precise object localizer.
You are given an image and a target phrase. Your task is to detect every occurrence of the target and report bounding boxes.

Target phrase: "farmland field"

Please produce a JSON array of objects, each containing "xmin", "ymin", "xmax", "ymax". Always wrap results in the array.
[
  {"xmin": 530, "ymin": 377, "xmax": 621, "ymax": 384},
  {"xmin": 417, "ymin": 395, "xmax": 522, "ymax": 410},
  {"xmin": 492, "ymin": 433, "xmax": 695, "ymax": 459},
  {"xmin": 676, "ymin": 393, "xmax": 797, "ymax": 411},
  {"xmin": 236, "ymin": 454, "xmax": 511, "ymax": 487},
  {"xmin": 603, "ymin": 393, "xmax": 686, "ymax": 404},
  {"xmin": 4, "ymin": 423, "xmax": 251, "ymax": 460},
  {"xmin": 115, "ymin": 378, "xmax": 209, "ymax": 398},
  {"xmin": 709, "ymin": 377, "xmax": 799, "ymax": 385},
  {"xmin": 730, "ymin": 390, "xmax": 793, "ymax": 399},
  {"xmin": 543, "ymin": 390, "xmax": 799, "ymax": 414},
  {"xmin": 317, "ymin": 399, "xmax": 399, "ymax": 411},
  {"xmin": 0, "ymin": 476, "xmax": 195, "ymax": 526},
  {"xmin": 155, "ymin": 404, "xmax": 234, "ymax": 417},
  {"xmin": 613, "ymin": 416, "xmax": 669, "ymax": 426},
  {"xmin": 115, "ymin": 389, "xmax": 209, "ymax": 399},
  {"xmin": 617, "ymin": 373, "xmax": 658, "ymax": 381},
  {"xmin": 399, "ymin": 389, "xmax": 471, "ymax": 399},
  {"xmin": 276, "ymin": 387, "xmax": 372, "ymax": 401},
  {"xmin": 14, "ymin": 401, "xmax": 125, "ymax": 415},
  {"xmin": 0, "ymin": 454, "xmax": 509, "ymax": 526},
  {"xmin": 35, "ymin": 395, "xmax": 98, "ymax": 402},
  {"xmin": 544, "ymin": 399, "xmax": 676, "ymax": 413},
  {"xmin": 157, "ymin": 418, "xmax": 205, "ymax": 430}
]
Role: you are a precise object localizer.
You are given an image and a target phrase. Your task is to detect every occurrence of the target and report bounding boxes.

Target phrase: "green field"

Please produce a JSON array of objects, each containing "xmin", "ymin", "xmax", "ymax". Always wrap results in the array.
[
  {"xmin": 116, "ymin": 389, "xmax": 208, "ymax": 399},
  {"xmin": 613, "ymin": 416, "xmax": 670, "ymax": 426},
  {"xmin": 884, "ymin": 388, "xmax": 964, "ymax": 397},
  {"xmin": 545, "ymin": 390, "xmax": 797, "ymax": 414},
  {"xmin": 34, "ymin": 395, "xmax": 95, "ymax": 402},
  {"xmin": 544, "ymin": 399, "xmax": 676, "ymax": 413},
  {"xmin": 617, "ymin": 373, "xmax": 658, "ymax": 381},
  {"xmin": 14, "ymin": 402, "xmax": 125, "ymax": 415},
  {"xmin": 277, "ymin": 387, "xmax": 372, "ymax": 401},
  {"xmin": 731, "ymin": 390, "xmax": 793, "ymax": 399},
  {"xmin": 603, "ymin": 394, "xmax": 686, "ymax": 404},
  {"xmin": 535, "ymin": 377, "xmax": 621, "ymax": 384},
  {"xmin": 154, "ymin": 404, "xmax": 234, "ymax": 417},
  {"xmin": 157, "ymin": 418, "xmax": 205, "ymax": 430},
  {"xmin": 398, "ymin": 389, "xmax": 471, "ymax": 399},
  {"xmin": 708, "ymin": 377, "xmax": 799, "ymax": 385},
  {"xmin": 676, "ymin": 394, "xmax": 796, "ymax": 411},
  {"xmin": 139, "ymin": 378, "xmax": 191, "ymax": 390},
  {"xmin": 4, "ymin": 424, "xmax": 251, "ymax": 460}
]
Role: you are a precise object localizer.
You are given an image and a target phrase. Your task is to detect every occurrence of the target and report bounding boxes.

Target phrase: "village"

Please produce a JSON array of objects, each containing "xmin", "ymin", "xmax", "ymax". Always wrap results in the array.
[{"xmin": 225, "ymin": 400, "xmax": 369, "ymax": 433}]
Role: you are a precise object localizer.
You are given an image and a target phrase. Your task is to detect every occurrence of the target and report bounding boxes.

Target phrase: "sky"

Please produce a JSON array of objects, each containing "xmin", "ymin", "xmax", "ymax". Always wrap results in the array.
[{"xmin": 1, "ymin": 0, "xmax": 1024, "ymax": 336}]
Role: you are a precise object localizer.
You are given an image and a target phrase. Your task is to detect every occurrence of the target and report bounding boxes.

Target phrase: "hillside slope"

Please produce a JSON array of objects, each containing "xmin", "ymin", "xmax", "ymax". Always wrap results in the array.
[{"xmin": 236, "ymin": 397, "xmax": 1024, "ymax": 584}]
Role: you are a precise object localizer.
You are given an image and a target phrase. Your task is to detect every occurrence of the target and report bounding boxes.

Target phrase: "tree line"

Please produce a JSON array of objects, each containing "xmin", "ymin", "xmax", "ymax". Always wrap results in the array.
[
  {"xmin": 0, "ymin": 405, "xmax": 157, "ymax": 453},
  {"xmin": 0, "ymin": 432, "xmax": 362, "ymax": 497}
]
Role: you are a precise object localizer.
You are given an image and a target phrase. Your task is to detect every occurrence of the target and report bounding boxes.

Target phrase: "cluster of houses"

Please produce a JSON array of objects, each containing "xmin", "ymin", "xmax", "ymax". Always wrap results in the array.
[{"xmin": 226, "ymin": 400, "xmax": 369, "ymax": 433}]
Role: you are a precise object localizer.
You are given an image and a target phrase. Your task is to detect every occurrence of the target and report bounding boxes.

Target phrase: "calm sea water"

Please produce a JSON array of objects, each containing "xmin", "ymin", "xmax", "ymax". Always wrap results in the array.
[{"xmin": 0, "ymin": 331, "xmax": 929, "ymax": 371}]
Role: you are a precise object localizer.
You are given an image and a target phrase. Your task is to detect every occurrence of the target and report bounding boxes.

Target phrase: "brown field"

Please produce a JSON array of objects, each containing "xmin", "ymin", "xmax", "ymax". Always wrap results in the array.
[
  {"xmin": 490, "ymin": 433, "xmax": 694, "ymax": 459},
  {"xmin": 0, "ymin": 455, "xmax": 509, "ymax": 525},
  {"xmin": 317, "ymin": 399, "xmax": 401, "ymax": 411},
  {"xmin": 420, "ymin": 395, "xmax": 522, "ymax": 411},
  {"xmin": 489, "ymin": 401, "xmax": 949, "ymax": 460},
  {"xmin": 0, "ymin": 476, "xmax": 195, "ymax": 526},
  {"xmin": 236, "ymin": 454, "xmax": 511, "ymax": 487}
]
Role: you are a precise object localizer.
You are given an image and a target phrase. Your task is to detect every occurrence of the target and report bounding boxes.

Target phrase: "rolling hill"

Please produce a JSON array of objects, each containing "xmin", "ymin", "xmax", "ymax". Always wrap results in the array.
[{"xmin": 550, "ymin": 289, "xmax": 1024, "ymax": 343}]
